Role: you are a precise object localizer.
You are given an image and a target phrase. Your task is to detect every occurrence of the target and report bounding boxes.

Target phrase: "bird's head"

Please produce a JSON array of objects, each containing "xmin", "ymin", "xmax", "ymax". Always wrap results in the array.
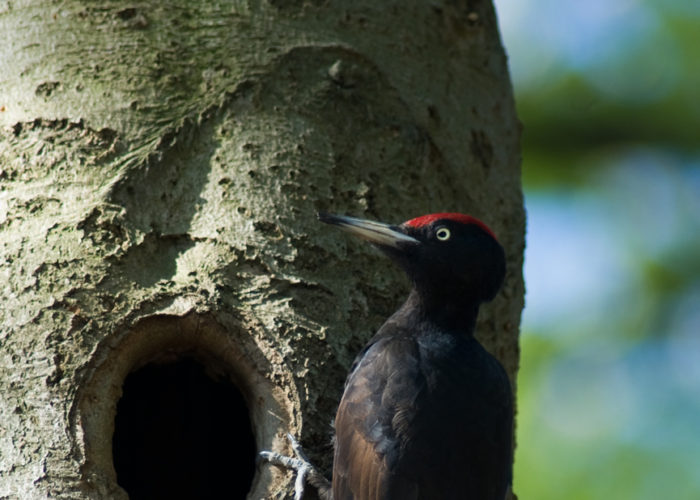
[{"xmin": 318, "ymin": 212, "xmax": 506, "ymax": 306}]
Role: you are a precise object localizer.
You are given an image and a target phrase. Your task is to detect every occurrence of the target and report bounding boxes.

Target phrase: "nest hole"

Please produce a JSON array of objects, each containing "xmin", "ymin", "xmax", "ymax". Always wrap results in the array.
[
  {"xmin": 76, "ymin": 313, "xmax": 295, "ymax": 499},
  {"xmin": 112, "ymin": 357, "xmax": 255, "ymax": 499}
]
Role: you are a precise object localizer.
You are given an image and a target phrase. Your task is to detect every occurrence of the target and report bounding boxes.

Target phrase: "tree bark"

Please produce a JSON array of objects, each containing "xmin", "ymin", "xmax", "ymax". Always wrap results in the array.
[{"xmin": 0, "ymin": 0, "xmax": 524, "ymax": 498}]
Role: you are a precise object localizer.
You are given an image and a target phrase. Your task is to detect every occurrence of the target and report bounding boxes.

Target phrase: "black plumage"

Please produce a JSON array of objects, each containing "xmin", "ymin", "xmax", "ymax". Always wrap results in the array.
[{"xmin": 323, "ymin": 213, "xmax": 513, "ymax": 500}]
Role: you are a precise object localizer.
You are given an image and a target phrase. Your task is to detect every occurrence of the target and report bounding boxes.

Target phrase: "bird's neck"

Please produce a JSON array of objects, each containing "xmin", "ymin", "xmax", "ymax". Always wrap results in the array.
[{"xmin": 401, "ymin": 288, "xmax": 480, "ymax": 334}]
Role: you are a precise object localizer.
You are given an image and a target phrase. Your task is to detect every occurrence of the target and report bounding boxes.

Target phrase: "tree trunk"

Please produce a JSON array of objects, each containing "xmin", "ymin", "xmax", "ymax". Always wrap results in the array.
[{"xmin": 0, "ymin": 1, "xmax": 524, "ymax": 498}]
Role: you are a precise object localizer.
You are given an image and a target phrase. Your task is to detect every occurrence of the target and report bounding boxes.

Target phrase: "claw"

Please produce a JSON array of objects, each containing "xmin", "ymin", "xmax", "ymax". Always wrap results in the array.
[
  {"xmin": 287, "ymin": 433, "xmax": 306, "ymax": 459},
  {"xmin": 259, "ymin": 434, "xmax": 331, "ymax": 500}
]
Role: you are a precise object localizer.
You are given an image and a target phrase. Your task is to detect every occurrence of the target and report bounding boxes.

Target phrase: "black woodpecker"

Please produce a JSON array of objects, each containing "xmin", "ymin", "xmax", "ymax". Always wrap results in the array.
[{"xmin": 261, "ymin": 212, "xmax": 513, "ymax": 500}]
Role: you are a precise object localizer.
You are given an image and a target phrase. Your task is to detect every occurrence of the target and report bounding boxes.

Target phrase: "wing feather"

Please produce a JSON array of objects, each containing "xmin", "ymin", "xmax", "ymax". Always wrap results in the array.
[
  {"xmin": 332, "ymin": 336, "xmax": 417, "ymax": 499},
  {"xmin": 332, "ymin": 325, "xmax": 512, "ymax": 500}
]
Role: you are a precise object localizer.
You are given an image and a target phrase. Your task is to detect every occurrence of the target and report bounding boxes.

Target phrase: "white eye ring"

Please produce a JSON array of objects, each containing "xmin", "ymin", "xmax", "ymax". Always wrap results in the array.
[{"xmin": 436, "ymin": 227, "xmax": 451, "ymax": 241}]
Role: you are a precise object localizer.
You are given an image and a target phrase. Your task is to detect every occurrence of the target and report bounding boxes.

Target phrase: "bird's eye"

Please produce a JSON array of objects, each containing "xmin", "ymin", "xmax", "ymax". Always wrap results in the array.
[{"xmin": 436, "ymin": 227, "xmax": 451, "ymax": 241}]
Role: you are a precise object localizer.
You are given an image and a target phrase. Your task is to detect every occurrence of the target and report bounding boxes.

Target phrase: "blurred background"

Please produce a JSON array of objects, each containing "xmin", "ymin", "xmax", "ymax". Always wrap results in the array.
[{"xmin": 492, "ymin": 0, "xmax": 700, "ymax": 498}]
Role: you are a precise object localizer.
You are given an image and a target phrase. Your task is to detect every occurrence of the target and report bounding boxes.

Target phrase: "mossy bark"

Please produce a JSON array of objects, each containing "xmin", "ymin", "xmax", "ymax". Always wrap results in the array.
[{"xmin": 0, "ymin": 0, "xmax": 524, "ymax": 498}]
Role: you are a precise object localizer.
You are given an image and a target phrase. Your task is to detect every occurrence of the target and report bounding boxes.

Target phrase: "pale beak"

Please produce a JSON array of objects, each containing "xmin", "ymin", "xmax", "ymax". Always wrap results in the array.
[{"xmin": 318, "ymin": 213, "xmax": 419, "ymax": 248}]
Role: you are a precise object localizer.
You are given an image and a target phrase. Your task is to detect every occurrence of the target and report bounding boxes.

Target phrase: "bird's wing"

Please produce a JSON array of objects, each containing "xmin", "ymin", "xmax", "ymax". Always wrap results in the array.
[
  {"xmin": 332, "ymin": 328, "xmax": 513, "ymax": 500},
  {"xmin": 331, "ymin": 335, "xmax": 422, "ymax": 500}
]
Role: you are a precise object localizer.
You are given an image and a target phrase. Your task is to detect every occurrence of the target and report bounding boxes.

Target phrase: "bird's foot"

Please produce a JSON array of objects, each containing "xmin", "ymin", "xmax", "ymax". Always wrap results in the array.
[{"xmin": 260, "ymin": 433, "xmax": 331, "ymax": 500}]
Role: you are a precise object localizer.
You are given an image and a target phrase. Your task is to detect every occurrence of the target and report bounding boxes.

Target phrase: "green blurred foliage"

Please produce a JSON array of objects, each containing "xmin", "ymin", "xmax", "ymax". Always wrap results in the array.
[
  {"xmin": 508, "ymin": 0, "xmax": 700, "ymax": 177},
  {"xmin": 495, "ymin": 0, "xmax": 700, "ymax": 498}
]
